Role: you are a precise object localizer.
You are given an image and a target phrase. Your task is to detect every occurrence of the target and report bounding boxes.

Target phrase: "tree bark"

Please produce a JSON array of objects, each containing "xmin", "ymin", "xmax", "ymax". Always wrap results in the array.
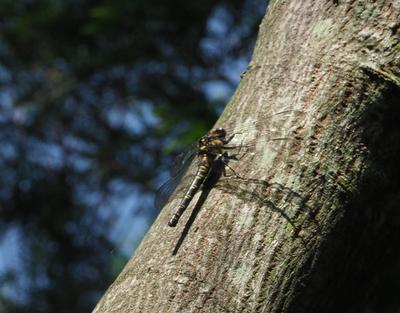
[{"xmin": 93, "ymin": 1, "xmax": 400, "ymax": 312}]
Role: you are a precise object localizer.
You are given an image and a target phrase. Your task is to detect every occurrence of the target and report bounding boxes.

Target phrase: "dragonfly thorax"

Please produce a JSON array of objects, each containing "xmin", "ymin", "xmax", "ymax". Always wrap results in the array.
[{"xmin": 197, "ymin": 128, "xmax": 227, "ymax": 156}]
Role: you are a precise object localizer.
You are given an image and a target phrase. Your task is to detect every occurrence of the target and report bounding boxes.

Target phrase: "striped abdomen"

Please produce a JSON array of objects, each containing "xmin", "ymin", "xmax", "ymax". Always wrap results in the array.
[{"xmin": 168, "ymin": 156, "xmax": 211, "ymax": 227}]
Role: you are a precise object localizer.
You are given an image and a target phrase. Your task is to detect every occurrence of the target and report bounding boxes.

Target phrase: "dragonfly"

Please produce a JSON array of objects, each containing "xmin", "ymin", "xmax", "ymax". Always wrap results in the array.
[
  {"xmin": 155, "ymin": 110, "xmax": 303, "ymax": 227},
  {"xmin": 155, "ymin": 127, "xmax": 243, "ymax": 227}
]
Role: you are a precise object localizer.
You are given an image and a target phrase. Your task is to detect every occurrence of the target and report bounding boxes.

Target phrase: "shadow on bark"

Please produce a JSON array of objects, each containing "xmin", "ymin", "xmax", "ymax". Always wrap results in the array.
[
  {"xmin": 216, "ymin": 176, "xmax": 323, "ymax": 244},
  {"xmin": 172, "ymin": 161, "xmax": 225, "ymax": 255},
  {"xmin": 284, "ymin": 81, "xmax": 400, "ymax": 313},
  {"xmin": 172, "ymin": 161, "xmax": 321, "ymax": 254}
]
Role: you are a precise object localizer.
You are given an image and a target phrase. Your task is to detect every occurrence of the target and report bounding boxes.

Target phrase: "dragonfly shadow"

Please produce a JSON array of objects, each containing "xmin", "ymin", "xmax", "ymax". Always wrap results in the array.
[
  {"xmin": 172, "ymin": 161, "xmax": 225, "ymax": 256},
  {"xmin": 172, "ymin": 171, "xmax": 322, "ymax": 255},
  {"xmin": 215, "ymin": 176, "xmax": 323, "ymax": 246}
]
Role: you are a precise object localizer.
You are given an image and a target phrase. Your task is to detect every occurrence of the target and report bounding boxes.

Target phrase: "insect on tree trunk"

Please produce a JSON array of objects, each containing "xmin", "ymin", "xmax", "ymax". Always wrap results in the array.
[{"xmin": 93, "ymin": 1, "xmax": 400, "ymax": 312}]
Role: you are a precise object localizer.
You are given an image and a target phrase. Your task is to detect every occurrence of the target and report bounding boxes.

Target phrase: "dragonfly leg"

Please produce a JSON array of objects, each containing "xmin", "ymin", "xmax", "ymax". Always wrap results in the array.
[
  {"xmin": 223, "ymin": 132, "xmax": 254, "ymax": 156},
  {"xmin": 217, "ymin": 153, "xmax": 242, "ymax": 178},
  {"xmin": 223, "ymin": 141, "xmax": 254, "ymax": 162},
  {"xmin": 223, "ymin": 131, "xmax": 247, "ymax": 145},
  {"xmin": 223, "ymin": 134, "xmax": 235, "ymax": 145}
]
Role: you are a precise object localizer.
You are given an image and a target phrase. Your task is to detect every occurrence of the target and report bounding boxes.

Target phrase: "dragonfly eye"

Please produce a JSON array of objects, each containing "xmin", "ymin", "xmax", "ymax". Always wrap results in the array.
[{"xmin": 211, "ymin": 128, "xmax": 226, "ymax": 138}]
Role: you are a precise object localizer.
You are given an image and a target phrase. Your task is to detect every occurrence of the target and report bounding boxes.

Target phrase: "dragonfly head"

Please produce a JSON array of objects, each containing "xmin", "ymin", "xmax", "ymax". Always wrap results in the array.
[{"xmin": 209, "ymin": 127, "xmax": 226, "ymax": 139}]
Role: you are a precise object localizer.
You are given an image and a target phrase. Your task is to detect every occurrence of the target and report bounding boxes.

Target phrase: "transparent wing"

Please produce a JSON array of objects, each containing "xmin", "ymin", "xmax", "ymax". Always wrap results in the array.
[
  {"xmin": 170, "ymin": 143, "xmax": 197, "ymax": 176},
  {"xmin": 155, "ymin": 146, "xmax": 197, "ymax": 210},
  {"xmin": 155, "ymin": 174, "xmax": 185, "ymax": 211}
]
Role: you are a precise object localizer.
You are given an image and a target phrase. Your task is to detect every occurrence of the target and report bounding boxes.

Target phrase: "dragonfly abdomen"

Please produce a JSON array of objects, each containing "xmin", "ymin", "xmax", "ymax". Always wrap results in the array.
[{"xmin": 168, "ymin": 159, "xmax": 211, "ymax": 227}]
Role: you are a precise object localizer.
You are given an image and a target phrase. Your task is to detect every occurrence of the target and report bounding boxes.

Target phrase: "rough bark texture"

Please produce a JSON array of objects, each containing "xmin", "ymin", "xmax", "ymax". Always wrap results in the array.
[{"xmin": 93, "ymin": 1, "xmax": 400, "ymax": 312}]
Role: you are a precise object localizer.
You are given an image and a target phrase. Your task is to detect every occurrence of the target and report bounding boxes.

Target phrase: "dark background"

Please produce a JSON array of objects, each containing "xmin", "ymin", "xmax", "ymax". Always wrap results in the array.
[{"xmin": 0, "ymin": 1, "xmax": 398, "ymax": 313}]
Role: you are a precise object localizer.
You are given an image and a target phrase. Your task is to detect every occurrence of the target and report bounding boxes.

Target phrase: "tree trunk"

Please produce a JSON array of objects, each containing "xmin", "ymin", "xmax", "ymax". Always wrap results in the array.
[{"xmin": 93, "ymin": 1, "xmax": 400, "ymax": 312}]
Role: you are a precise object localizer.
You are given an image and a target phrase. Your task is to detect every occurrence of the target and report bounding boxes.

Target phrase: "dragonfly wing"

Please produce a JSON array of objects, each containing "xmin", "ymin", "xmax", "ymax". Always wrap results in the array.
[
  {"xmin": 155, "ymin": 175, "xmax": 182, "ymax": 210},
  {"xmin": 170, "ymin": 143, "xmax": 197, "ymax": 176},
  {"xmin": 155, "ymin": 146, "xmax": 197, "ymax": 210}
]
